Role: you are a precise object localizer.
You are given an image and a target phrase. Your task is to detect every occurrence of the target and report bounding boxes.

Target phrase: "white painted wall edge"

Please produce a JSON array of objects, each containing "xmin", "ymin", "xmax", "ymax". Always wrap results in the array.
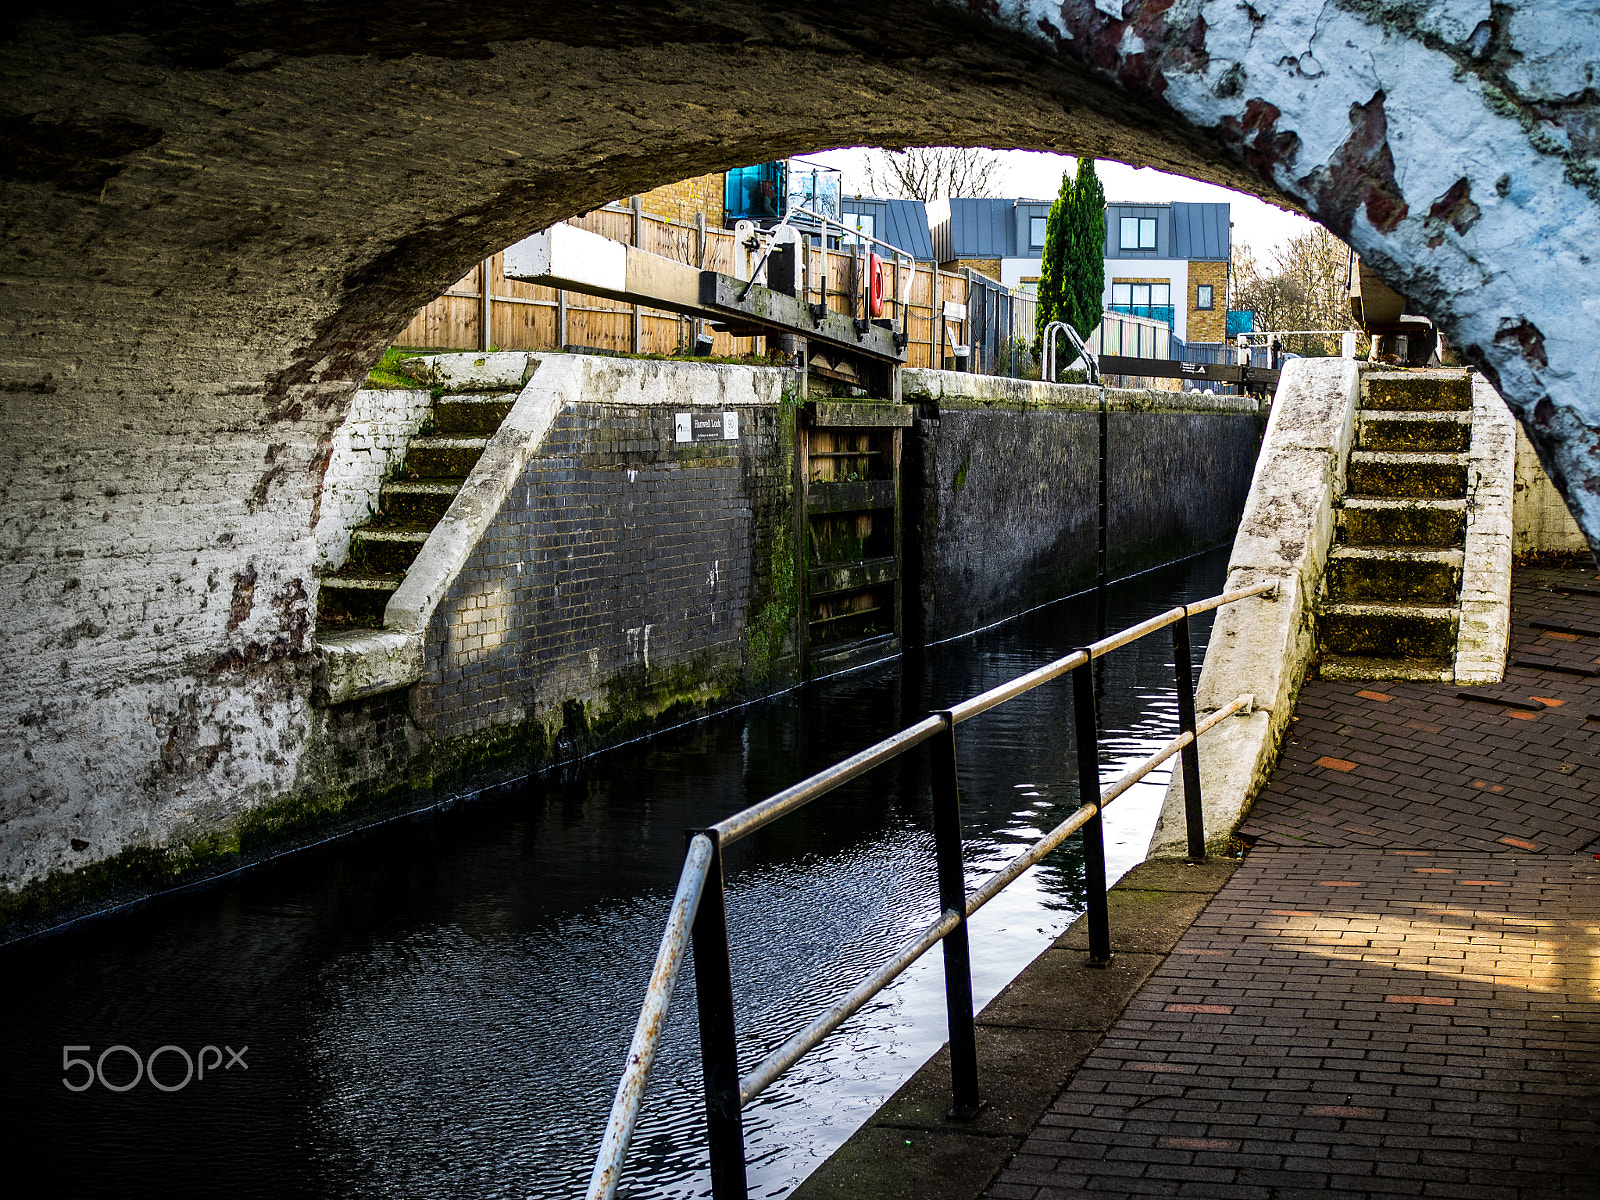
[
  {"xmin": 1148, "ymin": 356, "xmax": 1361, "ymax": 859},
  {"xmin": 1455, "ymin": 376, "xmax": 1517, "ymax": 685}
]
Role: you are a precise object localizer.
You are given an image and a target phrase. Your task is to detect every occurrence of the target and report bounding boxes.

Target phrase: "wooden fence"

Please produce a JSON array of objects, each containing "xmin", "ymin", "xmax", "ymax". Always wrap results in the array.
[{"xmin": 393, "ymin": 200, "xmax": 1037, "ymax": 373}]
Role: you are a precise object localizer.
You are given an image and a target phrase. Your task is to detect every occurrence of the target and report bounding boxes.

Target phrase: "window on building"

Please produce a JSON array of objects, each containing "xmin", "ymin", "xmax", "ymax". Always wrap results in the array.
[
  {"xmin": 1029, "ymin": 216, "xmax": 1047, "ymax": 247},
  {"xmin": 1111, "ymin": 282, "xmax": 1170, "ymax": 308},
  {"xmin": 841, "ymin": 212, "xmax": 875, "ymax": 247},
  {"xmin": 1196, "ymin": 283, "xmax": 1214, "ymax": 309},
  {"xmin": 1119, "ymin": 216, "xmax": 1157, "ymax": 250}
]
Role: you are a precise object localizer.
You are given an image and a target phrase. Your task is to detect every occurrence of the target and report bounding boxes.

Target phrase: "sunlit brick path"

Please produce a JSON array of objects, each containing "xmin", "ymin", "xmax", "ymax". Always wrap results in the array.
[{"xmin": 986, "ymin": 567, "xmax": 1600, "ymax": 1199}]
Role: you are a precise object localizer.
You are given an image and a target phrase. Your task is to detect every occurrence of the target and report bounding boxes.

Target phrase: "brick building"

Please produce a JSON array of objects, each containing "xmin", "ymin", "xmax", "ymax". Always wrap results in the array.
[
  {"xmin": 635, "ymin": 171, "xmax": 725, "ymax": 226},
  {"xmin": 1104, "ymin": 201, "xmax": 1232, "ymax": 351},
  {"xmin": 929, "ymin": 197, "xmax": 1238, "ymax": 355}
]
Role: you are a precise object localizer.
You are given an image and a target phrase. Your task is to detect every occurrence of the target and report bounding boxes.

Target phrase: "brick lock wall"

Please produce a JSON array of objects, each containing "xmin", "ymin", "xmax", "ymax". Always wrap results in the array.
[
  {"xmin": 913, "ymin": 399, "xmax": 1263, "ymax": 639},
  {"xmin": 1187, "ymin": 260, "xmax": 1229, "ymax": 343},
  {"xmin": 421, "ymin": 400, "xmax": 793, "ymax": 745}
]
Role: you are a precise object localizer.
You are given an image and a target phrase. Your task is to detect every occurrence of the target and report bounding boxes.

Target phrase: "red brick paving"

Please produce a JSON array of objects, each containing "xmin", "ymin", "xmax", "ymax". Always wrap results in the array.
[{"xmin": 986, "ymin": 567, "xmax": 1600, "ymax": 1199}]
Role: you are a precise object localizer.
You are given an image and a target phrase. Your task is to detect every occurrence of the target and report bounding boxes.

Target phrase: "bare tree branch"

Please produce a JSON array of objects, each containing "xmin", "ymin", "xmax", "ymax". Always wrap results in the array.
[
  {"xmin": 861, "ymin": 147, "xmax": 1004, "ymax": 200},
  {"xmin": 1232, "ymin": 226, "xmax": 1357, "ymax": 353}
]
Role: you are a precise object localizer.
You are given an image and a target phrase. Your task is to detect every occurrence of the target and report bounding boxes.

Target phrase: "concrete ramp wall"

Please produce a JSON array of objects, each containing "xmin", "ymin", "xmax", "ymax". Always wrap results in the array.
[{"xmin": 1149, "ymin": 358, "xmax": 1359, "ymax": 859}]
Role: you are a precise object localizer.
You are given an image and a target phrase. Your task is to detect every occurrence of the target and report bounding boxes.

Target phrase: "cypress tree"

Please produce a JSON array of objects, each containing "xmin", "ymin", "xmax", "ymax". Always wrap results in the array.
[
  {"xmin": 1034, "ymin": 166, "xmax": 1074, "ymax": 356},
  {"xmin": 1063, "ymin": 157, "xmax": 1106, "ymax": 340},
  {"xmin": 1034, "ymin": 158, "xmax": 1107, "ymax": 374}
]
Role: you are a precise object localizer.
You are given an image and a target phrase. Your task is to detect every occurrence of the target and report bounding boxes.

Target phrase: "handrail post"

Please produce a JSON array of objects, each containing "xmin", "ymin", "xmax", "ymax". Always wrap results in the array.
[
  {"xmin": 690, "ymin": 830, "xmax": 748, "ymax": 1200},
  {"xmin": 1071, "ymin": 657, "xmax": 1113, "ymax": 966},
  {"xmin": 1171, "ymin": 611, "xmax": 1207, "ymax": 861},
  {"xmin": 930, "ymin": 714, "xmax": 982, "ymax": 1119}
]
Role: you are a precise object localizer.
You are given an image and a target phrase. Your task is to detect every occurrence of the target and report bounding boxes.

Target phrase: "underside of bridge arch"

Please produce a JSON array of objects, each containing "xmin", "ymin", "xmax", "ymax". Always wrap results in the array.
[{"xmin": 2, "ymin": 0, "xmax": 1596, "ymax": 909}]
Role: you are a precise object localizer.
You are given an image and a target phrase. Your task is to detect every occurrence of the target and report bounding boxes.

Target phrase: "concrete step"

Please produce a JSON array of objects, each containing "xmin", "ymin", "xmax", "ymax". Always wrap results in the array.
[
  {"xmin": 1358, "ymin": 410, "xmax": 1470, "ymax": 453},
  {"xmin": 317, "ymin": 572, "xmax": 400, "ymax": 627},
  {"xmin": 403, "ymin": 436, "xmax": 490, "ymax": 478},
  {"xmin": 1361, "ymin": 369, "xmax": 1473, "ymax": 411},
  {"xmin": 1337, "ymin": 497, "xmax": 1466, "ymax": 547},
  {"xmin": 380, "ymin": 479, "xmax": 461, "ymax": 523},
  {"xmin": 1325, "ymin": 546, "xmax": 1463, "ymax": 605},
  {"xmin": 348, "ymin": 526, "xmax": 431, "ymax": 574},
  {"xmin": 1318, "ymin": 600, "xmax": 1459, "ymax": 659},
  {"xmin": 1317, "ymin": 655, "xmax": 1455, "ymax": 683},
  {"xmin": 435, "ymin": 392, "xmax": 517, "ymax": 434},
  {"xmin": 1346, "ymin": 450, "xmax": 1468, "ymax": 499}
]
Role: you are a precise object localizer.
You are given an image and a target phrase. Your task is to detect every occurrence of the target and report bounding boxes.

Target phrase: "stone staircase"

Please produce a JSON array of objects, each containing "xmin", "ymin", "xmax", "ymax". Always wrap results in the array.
[
  {"xmin": 317, "ymin": 385, "xmax": 516, "ymax": 627},
  {"xmin": 1318, "ymin": 369, "xmax": 1474, "ymax": 681}
]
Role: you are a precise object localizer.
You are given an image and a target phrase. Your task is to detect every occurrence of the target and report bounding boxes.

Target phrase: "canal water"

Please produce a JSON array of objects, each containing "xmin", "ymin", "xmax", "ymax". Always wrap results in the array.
[{"xmin": 2, "ymin": 547, "xmax": 1229, "ymax": 1199}]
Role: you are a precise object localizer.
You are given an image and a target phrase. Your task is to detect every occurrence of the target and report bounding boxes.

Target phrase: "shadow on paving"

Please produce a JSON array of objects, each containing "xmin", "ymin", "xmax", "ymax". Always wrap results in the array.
[{"xmin": 797, "ymin": 565, "xmax": 1600, "ymax": 1200}]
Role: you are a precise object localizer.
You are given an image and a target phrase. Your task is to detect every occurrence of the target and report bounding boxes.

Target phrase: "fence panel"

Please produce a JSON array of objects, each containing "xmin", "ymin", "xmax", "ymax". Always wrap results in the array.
[{"xmin": 393, "ymin": 206, "xmax": 1025, "ymax": 376}]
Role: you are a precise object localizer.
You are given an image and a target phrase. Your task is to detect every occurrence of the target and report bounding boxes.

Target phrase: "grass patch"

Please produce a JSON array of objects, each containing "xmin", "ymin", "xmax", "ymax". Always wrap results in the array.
[{"xmin": 362, "ymin": 346, "xmax": 450, "ymax": 390}]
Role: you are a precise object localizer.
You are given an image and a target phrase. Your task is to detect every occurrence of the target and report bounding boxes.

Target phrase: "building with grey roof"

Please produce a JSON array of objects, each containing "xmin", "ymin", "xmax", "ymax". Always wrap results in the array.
[{"xmin": 929, "ymin": 197, "xmax": 1236, "ymax": 348}]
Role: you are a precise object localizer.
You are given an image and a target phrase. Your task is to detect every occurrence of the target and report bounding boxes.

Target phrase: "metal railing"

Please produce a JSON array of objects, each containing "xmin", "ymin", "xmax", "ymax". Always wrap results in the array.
[
  {"xmin": 1041, "ymin": 319, "xmax": 1099, "ymax": 386},
  {"xmin": 585, "ymin": 579, "xmax": 1279, "ymax": 1200}
]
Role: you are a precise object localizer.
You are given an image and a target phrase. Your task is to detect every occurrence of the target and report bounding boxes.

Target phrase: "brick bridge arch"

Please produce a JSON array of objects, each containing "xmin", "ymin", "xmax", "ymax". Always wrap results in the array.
[{"xmin": 1, "ymin": 1, "xmax": 1595, "ymax": 898}]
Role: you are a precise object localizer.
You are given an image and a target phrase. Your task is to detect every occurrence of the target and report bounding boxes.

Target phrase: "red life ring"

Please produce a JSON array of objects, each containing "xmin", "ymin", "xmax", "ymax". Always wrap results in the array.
[{"xmin": 868, "ymin": 253, "xmax": 885, "ymax": 317}]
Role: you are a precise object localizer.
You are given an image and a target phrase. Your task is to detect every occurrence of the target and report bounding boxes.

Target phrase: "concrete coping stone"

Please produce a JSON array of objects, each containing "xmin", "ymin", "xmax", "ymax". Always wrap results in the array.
[
  {"xmin": 397, "ymin": 350, "xmax": 540, "ymax": 391},
  {"xmin": 900, "ymin": 367, "xmax": 1261, "ymax": 415},
  {"xmin": 314, "ymin": 628, "xmax": 424, "ymax": 705}
]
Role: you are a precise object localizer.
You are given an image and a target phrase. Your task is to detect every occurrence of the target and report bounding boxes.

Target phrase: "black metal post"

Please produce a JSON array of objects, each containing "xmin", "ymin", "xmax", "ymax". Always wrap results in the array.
[
  {"xmin": 1096, "ymin": 385, "xmax": 1108, "ymax": 638},
  {"xmin": 690, "ymin": 831, "xmax": 748, "ymax": 1200},
  {"xmin": 929, "ymin": 716, "xmax": 982, "ymax": 1119},
  {"xmin": 1171, "ymin": 613, "xmax": 1207, "ymax": 862},
  {"xmin": 1071, "ymin": 658, "xmax": 1112, "ymax": 966}
]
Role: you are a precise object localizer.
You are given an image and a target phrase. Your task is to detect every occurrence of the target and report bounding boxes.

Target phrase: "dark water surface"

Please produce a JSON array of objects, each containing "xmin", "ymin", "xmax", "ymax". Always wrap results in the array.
[{"xmin": 2, "ymin": 548, "xmax": 1230, "ymax": 1199}]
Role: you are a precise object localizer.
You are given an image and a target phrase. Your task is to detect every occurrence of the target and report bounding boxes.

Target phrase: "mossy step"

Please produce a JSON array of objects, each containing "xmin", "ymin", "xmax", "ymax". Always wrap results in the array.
[
  {"xmin": 435, "ymin": 392, "xmax": 517, "ymax": 434},
  {"xmin": 1358, "ymin": 411, "xmax": 1470, "ymax": 453},
  {"xmin": 348, "ymin": 527, "xmax": 430, "ymax": 574},
  {"xmin": 403, "ymin": 436, "xmax": 490, "ymax": 478},
  {"xmin": 317, "ymin": 573, "xmax": 400, "ymax": 627},
  {"xmin": 1362, "ymin": 369, "xmax": 1472, "ymax": 411},
  {"xmin": 1346, "ymin": 450, "xmax": 1468, "ymax": 499},
  {"xmin": 1318, "ymin": 656, "xmax": 1454, "ymax": 682},
  {"xmin": 1319, "ymin": 601, "xmax": 1459, "ymax": 659},
  {"xmin": 1325, "ymin": 546, "xmax": 1463, "ymax": 604},
  {"xmin": 1338, "ymin": 497, "xmax": 1465, "ymax": 547},
  {"xmin": 380, "ymin": 479, "xmax": 462, "ymax": 523}
]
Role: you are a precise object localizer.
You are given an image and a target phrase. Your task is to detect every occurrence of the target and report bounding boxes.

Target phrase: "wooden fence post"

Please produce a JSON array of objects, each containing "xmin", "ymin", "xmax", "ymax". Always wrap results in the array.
[
  {"xmin": 479, "ymin": 256, "xmax": 492, "ymax": 352},
  {"xmin": 695, "ymin": 212, "xmax": 707, "ymax": 353},
  {"xmin": 631, "ymin": 195, "xmax": 643, "ymax": 354}
]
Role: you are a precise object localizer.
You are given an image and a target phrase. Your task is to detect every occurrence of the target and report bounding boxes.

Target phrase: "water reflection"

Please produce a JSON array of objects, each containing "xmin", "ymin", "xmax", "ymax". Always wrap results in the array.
[{"xmin": 1, "ymin": 549, "xmax": 1227, "ymax": 1199}]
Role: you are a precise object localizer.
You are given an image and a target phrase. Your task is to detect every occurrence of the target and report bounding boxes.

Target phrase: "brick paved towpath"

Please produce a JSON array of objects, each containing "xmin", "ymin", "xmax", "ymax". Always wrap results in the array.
[{"xmin": 985, "ymin": 566, "xmax": 1600, "ymax": 1199}]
